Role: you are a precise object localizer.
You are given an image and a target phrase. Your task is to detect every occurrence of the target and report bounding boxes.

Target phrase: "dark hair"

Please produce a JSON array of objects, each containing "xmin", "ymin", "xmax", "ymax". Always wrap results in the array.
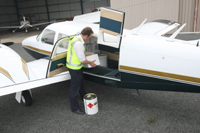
[{"xmin": 81, "ymin": 27, "xmax": 94, "ymax": 37}]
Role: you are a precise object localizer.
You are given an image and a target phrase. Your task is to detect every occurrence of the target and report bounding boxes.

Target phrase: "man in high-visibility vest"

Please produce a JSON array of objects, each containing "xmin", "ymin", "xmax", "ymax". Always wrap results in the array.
[{"xmin": 66, "ymin": 27, "xmax": 96, "ymax": 115}]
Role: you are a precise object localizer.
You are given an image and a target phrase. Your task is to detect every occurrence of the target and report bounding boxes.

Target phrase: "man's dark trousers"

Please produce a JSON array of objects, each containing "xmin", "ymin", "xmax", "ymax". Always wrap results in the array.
[{"xmin": 68, "ymin": 68, "xmax": 87, "ymax": 111}]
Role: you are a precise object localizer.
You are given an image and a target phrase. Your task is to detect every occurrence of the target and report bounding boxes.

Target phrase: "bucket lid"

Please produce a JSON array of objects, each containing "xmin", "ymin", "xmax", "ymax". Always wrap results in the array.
[
  {"xmin": 84, "ymin": 93, "xmax": 97, "ymax": 100},
  {"xmin": 99, "ymin": 54, "xmax": 107, "ymax": 57}
]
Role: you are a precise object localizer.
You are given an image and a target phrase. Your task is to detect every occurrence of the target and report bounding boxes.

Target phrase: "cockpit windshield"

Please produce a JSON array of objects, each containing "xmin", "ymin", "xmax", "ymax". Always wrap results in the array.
[
  {"xmin": 36, "ymin": 31, "xmax": 42, "ymax": 41},
  {"xmin": 41, "ymin": 29, "xmax": 55, "ymax": 45}
]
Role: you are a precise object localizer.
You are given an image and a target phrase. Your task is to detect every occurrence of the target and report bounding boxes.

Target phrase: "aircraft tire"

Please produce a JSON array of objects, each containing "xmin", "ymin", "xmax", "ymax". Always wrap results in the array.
[{"xmin": 21, "ymin": 90, "xmax": 32, "ymax": 106}]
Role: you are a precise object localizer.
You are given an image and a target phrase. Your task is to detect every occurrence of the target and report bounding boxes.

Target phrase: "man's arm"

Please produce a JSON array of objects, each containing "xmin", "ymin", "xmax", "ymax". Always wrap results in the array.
[
  {"xmin": 73, "ymin": 40, "xmax": 96, "ymax": 68},
  {"xmin": 85, "ymin": 54, "xmax": 92, "ymax": 56}
]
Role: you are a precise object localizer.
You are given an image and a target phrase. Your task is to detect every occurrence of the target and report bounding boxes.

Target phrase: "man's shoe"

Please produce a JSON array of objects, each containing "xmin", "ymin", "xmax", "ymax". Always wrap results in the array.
[{"xmin": 72, "ymin": 109, "xmax": 85, "ymax": 115}]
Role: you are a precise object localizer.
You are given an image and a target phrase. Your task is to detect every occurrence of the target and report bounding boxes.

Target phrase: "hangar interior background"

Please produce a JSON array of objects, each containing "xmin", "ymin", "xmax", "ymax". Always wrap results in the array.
[
  {"xmin": 0, "ymin": 0, "xmax": 110, "ymax": 32},
  {"xmin": 110, "ymin": 0, "xmax": 200, "ymax": 32},
  {"xmin": 0, "ymin": 0, "xmax": 200, "ymax": 32}
]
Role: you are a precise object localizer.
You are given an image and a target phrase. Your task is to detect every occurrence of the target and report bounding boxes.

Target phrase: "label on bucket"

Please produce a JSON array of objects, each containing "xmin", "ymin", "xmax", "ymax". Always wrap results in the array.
[
  {"xmin": 84, "ymin": 98, "xmax": 98, "ymax": 115},
  {"xmin": 87, "ymin": 103, "xmax": 93, "ymax": 108}
]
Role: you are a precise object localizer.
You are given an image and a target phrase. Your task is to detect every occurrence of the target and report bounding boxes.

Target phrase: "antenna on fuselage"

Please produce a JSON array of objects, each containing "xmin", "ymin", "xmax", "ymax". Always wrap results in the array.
[
  {"xmin": 167, "ymin": 23, "xmax": 186, "ymax": 42},
  {"xmin": 132, "ymin": 18, "xmax": 147, "ymax": 35}
]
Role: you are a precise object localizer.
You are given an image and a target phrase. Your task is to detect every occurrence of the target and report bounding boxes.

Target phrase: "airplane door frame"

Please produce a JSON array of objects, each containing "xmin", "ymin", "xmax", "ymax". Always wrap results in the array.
[
  {"xmin": 97, "ymin": 7, "xmax": 125, "ymax": 69},
  {"xmin": 46, "ymin": 36, "xmax": 72, "ymax": 78}
]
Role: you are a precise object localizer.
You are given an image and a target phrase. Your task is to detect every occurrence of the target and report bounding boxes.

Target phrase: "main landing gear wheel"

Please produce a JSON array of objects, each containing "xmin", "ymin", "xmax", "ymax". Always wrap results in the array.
[{"xmin": 21, "ymin": 90, "xmax": 32, "ymax": 106}]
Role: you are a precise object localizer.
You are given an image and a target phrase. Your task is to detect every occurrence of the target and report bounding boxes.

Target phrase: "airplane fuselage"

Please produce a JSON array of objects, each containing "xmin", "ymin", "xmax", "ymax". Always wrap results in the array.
[
  {"xmin": 20, "ymin": 20, "xmax": 31, "ymax": 28},
  {"xmin": 22, "ymin": 12, "xmax": 200, "ymax": 93}
]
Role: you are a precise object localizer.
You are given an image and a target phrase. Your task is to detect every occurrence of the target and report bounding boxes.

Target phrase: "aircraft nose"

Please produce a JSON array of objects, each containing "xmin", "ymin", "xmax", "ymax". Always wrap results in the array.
[
  {"xmin": 22, "ymin": 36, "xmax": 36, "ymax": 47},
  {"xmin": 22, "ymin": 37, "xmax": 28, "ymax": 46}
]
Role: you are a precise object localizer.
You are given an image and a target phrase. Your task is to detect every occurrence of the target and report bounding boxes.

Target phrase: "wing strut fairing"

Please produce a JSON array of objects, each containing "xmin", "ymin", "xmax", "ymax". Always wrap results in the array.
[{"xmin": 131, "ymin": 19, "xmax": 180, "ymax": 36}]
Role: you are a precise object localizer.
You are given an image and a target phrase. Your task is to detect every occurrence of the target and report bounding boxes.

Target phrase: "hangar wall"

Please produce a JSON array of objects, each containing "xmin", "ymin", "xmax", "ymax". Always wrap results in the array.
[
  {"xmin": 1, "ymin": 0, "xmax": 199, "ymax": 32},
  {"xmin": 179, "ymin": 0, "xmax": 200, "ymax": 32},
  {"xmin": 0, "ymin": 0, "xmax": 110, "ymax": 32},
  {"xmin": 17, "ymin": 0, "xmax": 110, "ymax": 22},
  {"xmin": 110, "ymin": 0, "xmax": 179, "ymax": 30},
  {"xmin": 111, "ymin": 0, "xmax": 200, "ymax": 32},
  {"xmin": 0, "ymin": 0, "xmax": 18, "ymax": 32}
]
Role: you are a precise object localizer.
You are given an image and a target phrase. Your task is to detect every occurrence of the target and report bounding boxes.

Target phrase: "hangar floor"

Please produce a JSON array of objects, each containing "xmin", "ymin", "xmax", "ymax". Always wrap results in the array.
[
  {"xmin": 0, "ymin": 29, "xmax": 42, "ymax": 44},
  {"xmin": 0, "ymin": 30, "xmax": 200, "ymax": 133}
]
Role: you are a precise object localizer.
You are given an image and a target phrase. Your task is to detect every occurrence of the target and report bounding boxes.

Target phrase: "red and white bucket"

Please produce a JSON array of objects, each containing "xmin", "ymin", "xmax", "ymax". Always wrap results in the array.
[{"xmin": 84, "ymin": 93, "xmax": 98, "ymax": 115}]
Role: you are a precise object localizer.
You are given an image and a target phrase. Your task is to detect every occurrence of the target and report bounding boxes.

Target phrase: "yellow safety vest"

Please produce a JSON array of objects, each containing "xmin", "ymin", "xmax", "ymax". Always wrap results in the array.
[{"xmin": 66, "ymin": 37, "xmax": 84, "ymax": 70}]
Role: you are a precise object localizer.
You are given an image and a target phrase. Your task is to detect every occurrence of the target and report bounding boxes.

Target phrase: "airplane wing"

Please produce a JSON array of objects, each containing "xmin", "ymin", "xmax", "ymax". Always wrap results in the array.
[
  {"xmin": 0, "ymin": 26, "xmax": 20, "ymax": 28},
  {"xmin": 0, "ymin": 43, "xmax": 70, "ymax": 97},
  {"xmin": 31, "ymin": 21, "xmax": 54, "ymax": 27}
]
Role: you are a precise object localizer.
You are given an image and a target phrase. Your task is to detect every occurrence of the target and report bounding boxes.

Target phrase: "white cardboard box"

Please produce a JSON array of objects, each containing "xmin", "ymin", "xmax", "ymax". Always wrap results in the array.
[{"xmin": 84, "ymin": 54, "xmax": 100, "ymax": 68}]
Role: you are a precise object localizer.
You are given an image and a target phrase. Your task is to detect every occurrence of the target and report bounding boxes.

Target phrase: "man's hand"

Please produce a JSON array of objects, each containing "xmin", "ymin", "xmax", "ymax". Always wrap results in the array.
[
  {"xmin": 81, "ymin": 59, "xmax": 97, "ymax": 68},
  {"xmin": 89, "ymin": 60, "xmax": 96, "ymax": 68}
]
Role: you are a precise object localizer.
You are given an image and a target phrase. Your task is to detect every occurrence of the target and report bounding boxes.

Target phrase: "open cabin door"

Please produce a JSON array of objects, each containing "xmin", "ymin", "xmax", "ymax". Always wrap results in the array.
[
  {"xmin": 97, "ymin": 7, "xmax": 125, "ymax": 69},
  {"xmin": 98, "ymin": 7, "xmax": 125, "ymax": 49},
  {"xmin": 46, "ymin": 37, "xmax": 72, "ymax": 78}
]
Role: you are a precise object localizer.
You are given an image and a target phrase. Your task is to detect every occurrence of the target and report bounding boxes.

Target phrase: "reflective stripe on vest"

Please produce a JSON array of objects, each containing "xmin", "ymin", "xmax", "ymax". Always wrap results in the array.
[{"xmin": 66, "ymin": 37, "xmax": 84, "ymax": 69}]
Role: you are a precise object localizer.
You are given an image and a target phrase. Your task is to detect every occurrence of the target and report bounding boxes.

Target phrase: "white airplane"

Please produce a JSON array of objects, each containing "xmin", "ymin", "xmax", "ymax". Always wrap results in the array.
[
  {"xmin": 0, "ymin": 43, "xmax": 71, "ymax": 106},
  {"xmin": 1, "ymin": 7, "xmax": 200, "ymax": 106},
  {"xmin": 0, "ymin": 16, "xmax": 53, "ymax": 33}
]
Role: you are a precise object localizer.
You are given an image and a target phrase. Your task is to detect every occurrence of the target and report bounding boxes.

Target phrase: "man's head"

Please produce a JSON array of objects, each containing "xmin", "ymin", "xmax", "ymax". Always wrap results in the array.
[{"xmin": 81, "ymin": 27, "xmax": 94, "ymax": 41}]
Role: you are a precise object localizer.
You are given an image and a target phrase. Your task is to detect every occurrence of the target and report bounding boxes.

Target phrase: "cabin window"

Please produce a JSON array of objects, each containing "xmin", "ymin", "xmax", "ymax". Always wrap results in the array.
[
  {"xmin": 41, "ymin": 29, "xmax": 55, "ymax": 45},
  {"xmin": 57, "ymin": 33, "xmax": 67, "ymax": 40},
  {"xmin": 57, "ymin": 33, "xmax": 69, "ymax": 49},
  {"xmin": 103, "ymin": 33, "xmax": 118, "ymax": 43}
]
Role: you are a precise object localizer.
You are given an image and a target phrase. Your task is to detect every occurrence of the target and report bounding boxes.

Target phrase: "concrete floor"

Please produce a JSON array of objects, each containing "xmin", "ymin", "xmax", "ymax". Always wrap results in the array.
[
  {"xmin": 0, "ymin": 29, "xmax": 42, "ymax": 44},
  {"xmin": 0, "ymin": 30, "xmax": 200, "ymax": 133}
]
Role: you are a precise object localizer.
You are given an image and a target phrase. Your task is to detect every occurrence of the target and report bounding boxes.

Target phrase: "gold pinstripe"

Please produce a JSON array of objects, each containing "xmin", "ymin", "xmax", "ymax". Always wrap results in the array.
[
  {"xmin": 21, "ymin": 58, "xmax": 28, "ymax": 78},
  {"xmin": 52, "ymin": 52, "xmax": 67, "ymax": 61},
  {"xmin": 0, "ymin": 67, "xmax": 13, "ymax": 80},
  {"xmin": 100, "ymin": 28, "xmax": 120, "ymax": 36},
  {"xmin": 101, "ymin": 51, "xmax": 119, "ymax": 61},
  {"xmin": 23, "ymin": 45, "xmax": 51, "ymax": 55},
  {"xmin": 101, "ymin": 8, "xmax": 123, "ymax": 22},
  {"xmin": 120, "ymin": 65, "xmax": 200, "ymax": 84}
]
